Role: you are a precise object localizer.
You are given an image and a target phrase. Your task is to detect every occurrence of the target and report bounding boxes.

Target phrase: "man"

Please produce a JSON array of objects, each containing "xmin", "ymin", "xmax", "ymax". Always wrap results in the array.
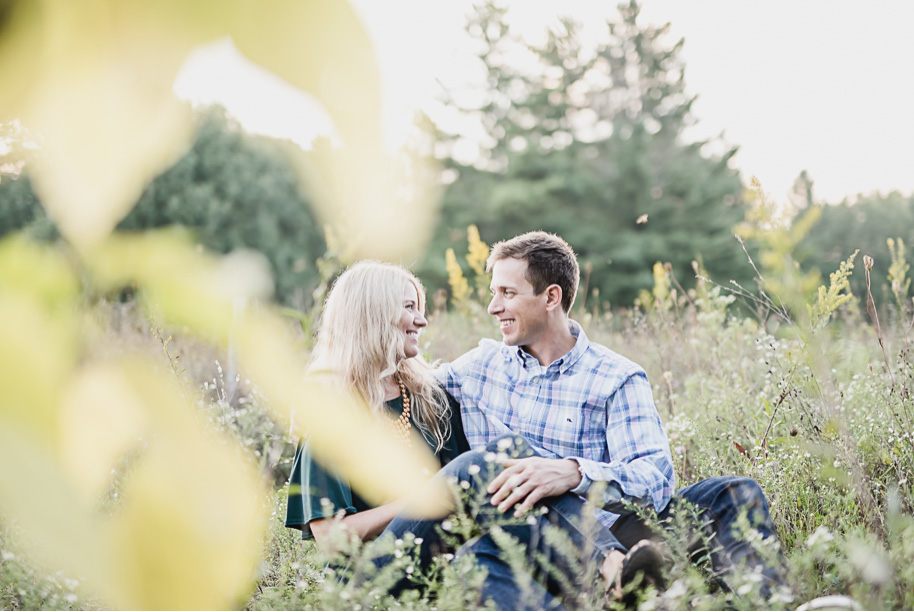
[
  {"xmin": 382, "ymin": 231, "xmax": 787, "ymax": 609},
  {"xmin": 437, "ymin": 231, "xmax": 787, "ymax": 603}
]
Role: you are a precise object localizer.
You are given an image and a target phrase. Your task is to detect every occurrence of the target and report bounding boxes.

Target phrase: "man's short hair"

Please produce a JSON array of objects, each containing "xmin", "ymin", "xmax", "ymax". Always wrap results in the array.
[{"xmin": 486, "ymin": 231, "xmax": 579, "ymax": 313}]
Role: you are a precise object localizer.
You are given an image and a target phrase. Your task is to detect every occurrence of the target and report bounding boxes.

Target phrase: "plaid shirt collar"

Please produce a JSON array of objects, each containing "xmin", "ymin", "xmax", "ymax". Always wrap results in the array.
[{"xmin": 500, "ymin": 319, "xmax": 589, "ymax": 375}]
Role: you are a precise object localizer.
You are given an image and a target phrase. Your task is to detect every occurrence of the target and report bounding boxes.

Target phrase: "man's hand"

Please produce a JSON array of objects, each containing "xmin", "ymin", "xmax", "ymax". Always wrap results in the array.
[{"xmin": 487, "ymin": 457, "xmax": 582, "ymax": 517}]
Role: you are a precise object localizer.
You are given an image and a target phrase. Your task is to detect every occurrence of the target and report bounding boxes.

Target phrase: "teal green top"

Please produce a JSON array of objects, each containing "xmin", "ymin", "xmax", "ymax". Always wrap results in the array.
[{"xmin": 285, "ymin": 390, "xmax": 468, "ymax": 538}]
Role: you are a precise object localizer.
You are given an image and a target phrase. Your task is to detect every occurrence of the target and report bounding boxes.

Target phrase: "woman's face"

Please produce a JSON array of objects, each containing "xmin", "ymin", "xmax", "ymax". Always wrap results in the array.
[{"xmin": 398, "ymin": 282, "xmax": 427, "ymax": 360}]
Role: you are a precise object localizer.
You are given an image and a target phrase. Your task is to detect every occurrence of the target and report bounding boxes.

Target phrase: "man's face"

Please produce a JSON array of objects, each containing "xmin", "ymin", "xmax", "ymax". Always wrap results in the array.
[{"xmin": 487, "ymin": 257, "xmax": 549, "ymax": 347}]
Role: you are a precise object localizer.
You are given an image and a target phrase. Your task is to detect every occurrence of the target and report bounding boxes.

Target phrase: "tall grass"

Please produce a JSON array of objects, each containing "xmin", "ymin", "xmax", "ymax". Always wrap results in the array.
[{"xmin": 3, "ymin": 238, "xmax": 914, "ymax": 610}]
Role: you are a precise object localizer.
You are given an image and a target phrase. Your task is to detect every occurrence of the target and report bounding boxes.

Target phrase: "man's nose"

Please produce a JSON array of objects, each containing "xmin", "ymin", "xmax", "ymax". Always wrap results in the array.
[{"xmin": 487, "ymin": 295, "xmax": 501, "ymax": 315}]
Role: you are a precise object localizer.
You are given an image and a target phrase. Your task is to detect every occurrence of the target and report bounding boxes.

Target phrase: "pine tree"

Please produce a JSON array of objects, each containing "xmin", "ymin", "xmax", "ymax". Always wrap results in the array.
[{"xmin": 427, "ymin": 1, "xmax": 750, "ymax": 306}]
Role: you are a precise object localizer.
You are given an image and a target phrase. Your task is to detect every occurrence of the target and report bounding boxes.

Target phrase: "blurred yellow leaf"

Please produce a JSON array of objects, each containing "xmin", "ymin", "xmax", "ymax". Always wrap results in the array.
[
  {"xmin": 0, "ymin": 0, "xmax": 433, "ymax": 258},
  {"xmin": 0, "ymin": 427, "xmax": 109, "ymax": 594},
  {"xmin": 0, "ymin": 296, "xmax": 76, "ymax": 444},
  {"xmin": 87, "ymin": 230, "xmax": 270, "ymax": 344},
  {"xmin": 227, "ymin": 0, "xmax": 382, "ymax": 150},
  {"xmin": 294, "ymin": 143, "xmax": 443, "ymax": 263},
  {"xmin": 0, "ymin": 235, "xmax": 79, "ymax": 308},
  {"xmin": 0, "ymin": 237, "xmax": 79, "ymax": 441},
  {"xmin": 0, "ymin": 0, "xmax": 449, "ymax": 607},
  {"xmin": 58, "ymin": 362, "xmax": 150, "ymax": 503},
  {"xmin": 88, "ymin": 231, "xmax": 447, "ymax": 510},
  {"xmin": 0, "ymin": 1, "xmax": 198, "ymax": 250},
  {"xmin": 106, "ymin": 360, "xmax": 268, "ymax": 610},
  {"xmin": 225, "ymin": 0, "xmax": 440, "ymax": 262},
  {"xmin": 236, "ymin": 312, "xmax": 446, "ymax": 511},
  {"xmin": 108, "ymin": 443, "xmax": 266, "ymax": 610}
]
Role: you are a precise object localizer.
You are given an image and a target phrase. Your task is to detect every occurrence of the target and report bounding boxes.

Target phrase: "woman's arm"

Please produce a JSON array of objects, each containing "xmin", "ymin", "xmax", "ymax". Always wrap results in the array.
[{"xmin": 310, "ymin": 498, "xmax": 408, "ymax": 551}]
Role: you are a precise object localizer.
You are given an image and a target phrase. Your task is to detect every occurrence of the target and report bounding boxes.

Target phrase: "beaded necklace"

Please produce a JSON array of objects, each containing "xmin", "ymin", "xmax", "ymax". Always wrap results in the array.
[{"xmin": 387, "ymin": 375, "xmax": 412, "ymax": 446}]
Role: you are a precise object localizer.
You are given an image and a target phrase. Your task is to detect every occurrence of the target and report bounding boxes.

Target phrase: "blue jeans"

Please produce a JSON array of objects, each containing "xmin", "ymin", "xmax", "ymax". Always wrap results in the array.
[
  {"xmin": 379, "ymin": 435, "xmax": 785, "ymax": 607},
  {"xmin": 611, "ymin": 475, "xmax": 786, "ymax": 599},
  {"xmin": 377, "ymin": 434, "xmax": 622, "ymax": 610}
]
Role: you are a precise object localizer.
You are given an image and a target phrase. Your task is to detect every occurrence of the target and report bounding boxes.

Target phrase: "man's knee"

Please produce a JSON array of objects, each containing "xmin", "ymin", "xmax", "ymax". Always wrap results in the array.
[
  {"xmin": 676, "ymin": 476, "xmax": 771, "ymax": 519},
  {"xmin": 720, "ymin": 477, "xmax": 769, "ymax": 510}
]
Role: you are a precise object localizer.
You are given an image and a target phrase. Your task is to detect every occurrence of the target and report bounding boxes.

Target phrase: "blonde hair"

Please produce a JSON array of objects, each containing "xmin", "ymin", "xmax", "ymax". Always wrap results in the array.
[{"xmin": 309, "ymin": 260, "xmax": 451, "ymax": 450}]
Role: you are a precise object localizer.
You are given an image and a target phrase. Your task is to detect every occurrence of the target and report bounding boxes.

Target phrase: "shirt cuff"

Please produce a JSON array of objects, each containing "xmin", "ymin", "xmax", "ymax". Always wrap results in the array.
[
  {"xmin": 568, "ymin": 458, "xmax": 628, "ymax": 513},
  {"xmin": 569, "ymin": 458, "xmax": 591, "ymax": 495}
]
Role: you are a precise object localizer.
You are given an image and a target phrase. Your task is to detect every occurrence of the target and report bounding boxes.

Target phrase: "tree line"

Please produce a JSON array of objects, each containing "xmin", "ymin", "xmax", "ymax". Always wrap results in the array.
[{"xmin": 0, "ymin": 1, "xmax": 908, "ymax": 312}]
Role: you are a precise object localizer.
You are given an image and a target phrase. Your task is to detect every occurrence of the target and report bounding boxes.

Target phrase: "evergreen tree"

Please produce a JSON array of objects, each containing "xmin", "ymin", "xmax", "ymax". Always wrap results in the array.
[{"xmin": 425, "ymin": 1, "xmax": 750, "ymax": 307}]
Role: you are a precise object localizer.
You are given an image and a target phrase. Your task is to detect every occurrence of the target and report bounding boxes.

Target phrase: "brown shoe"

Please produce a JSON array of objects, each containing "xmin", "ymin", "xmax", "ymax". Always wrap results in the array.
[{"xmin": 616, "ymin": 539, "xmax": 669, "ymax": 604}]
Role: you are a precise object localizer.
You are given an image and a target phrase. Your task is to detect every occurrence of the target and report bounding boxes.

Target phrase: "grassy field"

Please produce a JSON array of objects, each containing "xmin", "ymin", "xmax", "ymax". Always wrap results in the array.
[{"xmin": 2, "ymin": 256, "xmax": 913, "ymax": 610}]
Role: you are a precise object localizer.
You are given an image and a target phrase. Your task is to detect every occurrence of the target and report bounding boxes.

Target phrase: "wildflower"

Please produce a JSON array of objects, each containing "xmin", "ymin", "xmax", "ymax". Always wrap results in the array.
[
  {"xmin": 468, "ymin": 464, "xmax": 481, "ymax": 476},
  {"xmin": 806, "ymin": 526, "xmax": 834, "ymax": 547},
  {"xmin": 446, "ymin": 248, "xmax": 471, "ymax": 304},
  {"xmin": 863, "ymin": 255, "xmax": 873, "ymax": 271},
  {"xmin": 466, "ymin": 225, "xmax": 490, "ymax": 279},
  {"xmin": 858, "ymin": 551, "xmax": 892, "ymax": 585}
]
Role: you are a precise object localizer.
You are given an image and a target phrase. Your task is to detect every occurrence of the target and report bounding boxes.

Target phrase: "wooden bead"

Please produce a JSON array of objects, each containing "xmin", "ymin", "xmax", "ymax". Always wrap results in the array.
[{"xmin": 387, "ymin": 374, "xmax": 412, "ymax": 446}]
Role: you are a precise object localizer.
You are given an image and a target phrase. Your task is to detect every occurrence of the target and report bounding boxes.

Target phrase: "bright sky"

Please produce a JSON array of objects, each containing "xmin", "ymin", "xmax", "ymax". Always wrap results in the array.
[{"xmin": 173, "ymin": 1, "xmax": 914, "ymax": 204}]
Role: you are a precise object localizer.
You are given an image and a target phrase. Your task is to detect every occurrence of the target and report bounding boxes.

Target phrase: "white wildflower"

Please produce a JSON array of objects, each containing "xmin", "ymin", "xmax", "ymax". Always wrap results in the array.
[{"xmin": 806, "ymin": 526, "xmax": 834, "ymax": 547}]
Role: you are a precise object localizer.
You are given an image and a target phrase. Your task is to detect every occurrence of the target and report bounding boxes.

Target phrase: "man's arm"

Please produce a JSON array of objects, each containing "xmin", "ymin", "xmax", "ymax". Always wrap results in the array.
[
  {"xmin": 570, "ymin": 371, "xmax": 675, "ymax": 514},
  {"xmin": 488, "ymin": 371, "xmax": 674, "ymax": 516}
]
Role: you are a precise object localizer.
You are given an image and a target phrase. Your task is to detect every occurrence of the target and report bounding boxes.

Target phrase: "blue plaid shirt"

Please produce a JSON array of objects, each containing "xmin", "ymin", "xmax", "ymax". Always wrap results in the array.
[{"xmin": 437, "ymin": 321, "xmax": 675, "ymax": 529}]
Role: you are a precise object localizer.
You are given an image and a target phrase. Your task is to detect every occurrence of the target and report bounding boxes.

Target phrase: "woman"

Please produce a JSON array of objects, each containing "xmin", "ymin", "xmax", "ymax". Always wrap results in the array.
[{"xmin": 285, "ymin": 260, "xmax": 470, "ymax": 547}]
